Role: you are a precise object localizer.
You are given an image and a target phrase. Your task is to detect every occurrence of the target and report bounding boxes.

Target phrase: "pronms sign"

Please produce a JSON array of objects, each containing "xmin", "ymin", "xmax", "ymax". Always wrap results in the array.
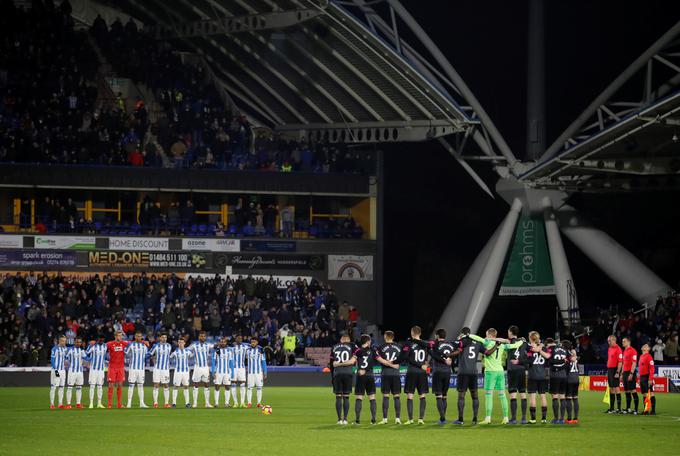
[{"xmin": 499, "ymin": 215, "xmax": 555, "ymax": 296}]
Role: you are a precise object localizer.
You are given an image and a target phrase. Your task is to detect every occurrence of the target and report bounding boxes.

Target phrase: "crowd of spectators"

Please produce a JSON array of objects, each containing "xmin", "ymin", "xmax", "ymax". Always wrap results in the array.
[
  {"xmin": 0, "ymin": 272, "xmax": 363, "ymax": 367},
  {"xmin": 570, "ymin": 292, "xmax": 680, "ymax": 365},
  {"xmin": 0, "ymin": 1, "xmax": 374, "ymax": 174}
]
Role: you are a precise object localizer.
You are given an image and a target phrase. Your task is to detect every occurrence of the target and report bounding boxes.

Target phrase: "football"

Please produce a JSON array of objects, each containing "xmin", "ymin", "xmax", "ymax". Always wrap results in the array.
[{"xmin": 261, "ymin": 405, "xmax": 273, "ymax": 415}]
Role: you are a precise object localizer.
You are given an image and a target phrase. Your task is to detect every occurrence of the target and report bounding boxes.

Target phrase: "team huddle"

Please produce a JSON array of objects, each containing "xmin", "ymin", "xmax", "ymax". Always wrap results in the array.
[
  {"xmin": 330, "ymin": 325, "xmax": 583, "ymax": 425},
  {"xmin": 48, "ymin": 330, "xmax": 267, "ymax": 410}
]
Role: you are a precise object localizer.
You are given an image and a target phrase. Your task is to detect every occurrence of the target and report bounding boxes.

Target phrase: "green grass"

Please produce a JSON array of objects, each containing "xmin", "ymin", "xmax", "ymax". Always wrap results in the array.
[{"xmin": 0, "ymin": 387, "xmax": 678, "ymax": 455}]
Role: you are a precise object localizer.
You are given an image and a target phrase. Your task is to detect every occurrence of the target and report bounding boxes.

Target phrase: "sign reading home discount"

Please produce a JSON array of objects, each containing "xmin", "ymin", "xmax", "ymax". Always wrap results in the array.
[{"xmin": 499, "ymin": 215, "xmax": 555, "ymax": 296}]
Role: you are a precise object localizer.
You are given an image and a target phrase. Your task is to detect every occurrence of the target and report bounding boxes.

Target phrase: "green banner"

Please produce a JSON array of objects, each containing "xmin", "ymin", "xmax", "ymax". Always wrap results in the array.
[{"xmin": 499, "ymin": 214, "xmax": 555, "ymax": 296}]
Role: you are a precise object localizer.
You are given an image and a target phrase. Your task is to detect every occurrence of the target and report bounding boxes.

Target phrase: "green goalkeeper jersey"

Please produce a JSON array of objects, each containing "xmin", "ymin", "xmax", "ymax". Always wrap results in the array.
[{"xmin": 468, "ymin": 334, "xmax": 523, "ymax": 372}]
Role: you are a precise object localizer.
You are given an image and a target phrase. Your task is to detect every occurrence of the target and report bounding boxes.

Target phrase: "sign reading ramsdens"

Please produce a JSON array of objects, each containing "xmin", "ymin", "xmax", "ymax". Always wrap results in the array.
[
  {"xmin": 88, "ymin": 251, "xmax": 208, "ymax": 269},
  {"xmin": 499, "ymin": 215, "xmax": 555, "ymax": 296}
]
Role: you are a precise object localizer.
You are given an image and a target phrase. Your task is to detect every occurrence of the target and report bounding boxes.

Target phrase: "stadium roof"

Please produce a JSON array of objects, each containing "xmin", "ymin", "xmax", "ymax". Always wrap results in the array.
[{"xmin": 101, "ymin": 0, "xmax": 490, "ymax": 144}]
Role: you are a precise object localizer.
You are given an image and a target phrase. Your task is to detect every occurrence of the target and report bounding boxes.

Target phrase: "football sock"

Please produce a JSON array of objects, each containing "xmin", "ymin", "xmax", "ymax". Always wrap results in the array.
[
  {"xmin": 116, "ymin": 386, "xmax": 122, "ymax": 405},
  {"xmin": 183, "ymin": 388, "xmax": 189, "ymax": 405},
  {"xmin": 240, "ymin": 384, "xmax": 246, "ymax": 405},
  {"xmin": 369, "ymin": 399, "xmax": 376, "ymax": 422},
  {"xmin": 419, "ymin": 397, "xmax": 426, "ymax": 420},
  {"xmin": 342, "ymin": 396, "xmax": 350, "ymax": 420},
  {"xmin": 541, "ymin": 406, "xmax": 547, "ymax": 420},
  {"xmin": 457, "ymin": 394, "xmax": 465, "ymax": 421},
  {"xmin": 394, "ymin": 396, "xmax": 401, "ymax": 418},
  {"xmin": 97, "ymin": 385, "xmax": 103, "ymax": 404},
  {"xmin": 484, "ymin": 392, "xmax": 493, "ymax": 417},
  {"xmin": 521, "ymin": 398, "xmax": 527, "ymax": 421},
  {"xmin": 173, "ymin": 389, "xmax": 178, "ymax": 404},
  {"xmin": 204, "ymin": 387, "xmax": 211, "ymax": 405},
  {"xmin": 616, "ymin": 393, "xmax": 622, "ymax": 410},
  {"xmin": 651, "ymin": 396, "xmax": 656, "ymax": 412},
  {"xmin": 560, "ymin": 399, "xmax": 566, "ymax": 420},
  {"xmin": 632, "ymin": 393, "xmax": 639, "ymax": 412},
  {"xmin": 89, "ymin": 386, "xmax": 95, "ymax": 405},
  {"xmin": 436, "ymin": 397, "xmax": 444, "ymax": 420},
  {"xmin": 76, "ymin": 386, "xmax": 82, "ymax": 404},
  {"xmin": 193, "ymin": 387, "xmax": 199, "ymax": 406},
  {"xmin": 355, "ymin": 398, "xmax": 362, "ymax": 422},
  {"xmin": 472, "ymin": 394, "xmax": 480, "ymax": 420},
  {"xmin": 442, "ymin": 397, "xmax": 448, "ymax": 418},
  {"xmin": 66, "ymin": 387, "xmax": 73, "ymax": 405},
  {"xmin": 530, "ymin": 406, "xmax": 536, "ymax": 421},
  {"xmin": 163, "ymin": 387, "xmax": 169, "ymax": 405},
  {"xmin": 58, "ymin": 387, "xmax": 64, "ymax": 406},
  {"xmin": 335, "ymin": 396, "xmax": 342, "ymax": 420},
  {"xmin": 153, "ymin": 387, "xmax": 159, "ymax": 404},
  {"xmin": 609, "ymin": 393, "xmax": 615, "ymax": 410},
  {"xmin": 510, "ymin": 398, "xmax": 517, "ymax": 420},
  {"xmin": 107, "ymin": 386, "xmax": 113, "ymax": 405},
  {"xmin": 214, "ymin": 389, "xmax": 220, "ymax": 404},
  {"xmin": 552, "ymin": 398, "xmax": 559, "ymax": 419},
  {"xmin": 565, "ymin": 398, "xmax": 573, "ymax": 420},
  {"xmin": 230, "ymin": 385, "xmax": 238, "ymax": 404},
  {"xmin": 127, "ymin": 384, "xmax": 135, "ymax": 406},
  {"xmin": 256, "ymin": 386, "xmax": 263, "ymax": 404},
  {"xmin": 50, "ymin": 386, "xmax": 56, "ymax": 406},
  {"xmin": 225, "ymin": 387, "xmax": 231, "ymax": 405},
  {"xmin": 382, "ymin": 396, "xmax": 389, "ymax": 419},
  {"xmin": 499, "ymin": 393, "xmax": 508, "ymax": 418},
  {"xmin": 573, "ymin": 398, "xmax": 579, "ymax": 419},
  {"xmin": 138, "ymin": 384, "xmax": 145, "ymax": 405},
  {"xmin": 247, "ymin": 387, "xmax": 253, "ymax": 404},
  {"xmin": 407, "ymin": 398, "xmax": 414, "ymax": 420},
  {"xmin": 625, "ymin": 392, "xmax": 631, "ymax": 409}
]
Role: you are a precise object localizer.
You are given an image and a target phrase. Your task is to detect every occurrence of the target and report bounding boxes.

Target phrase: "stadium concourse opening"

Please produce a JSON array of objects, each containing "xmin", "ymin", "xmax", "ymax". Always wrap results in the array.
[{"xmin": 1, "ymin": 1, "xmax": 680, "ymax": 454}]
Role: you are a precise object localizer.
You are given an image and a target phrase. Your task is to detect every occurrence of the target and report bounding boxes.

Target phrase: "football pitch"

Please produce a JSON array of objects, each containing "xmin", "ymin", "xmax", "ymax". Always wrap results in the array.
[{"xmin": 0, "ymin": 388, "xmax": 678, "ymax": 455}]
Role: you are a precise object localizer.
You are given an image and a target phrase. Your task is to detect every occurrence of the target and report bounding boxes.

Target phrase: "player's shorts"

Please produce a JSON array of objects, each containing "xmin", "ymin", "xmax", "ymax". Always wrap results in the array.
[
  {"xmin": 247, "ymin": 373, "xmax": 264, "ymax": 388},
  {"xmin": 333, "ymin": 373, "xmax": 353, "ymax": 395},
  {"xmin": 404, "ymin": 371, "xmax": 428, "ymax": 395},
  {"xmin": 214, "ymin": 373, "xmax": 231, "ymax": 386},
  {"xmin": 527, "ymin": 378, "xmax": 548, "ymax": 394},
  {"xmin": 640, "ymin": 375, "xmax": 652, "ymax": 394},
  {"xmin": 231, "ymin": 367, "xmax": 246, "ymax": 383},
  {"xmin": 108, "ymin": 367, "xmax": 125, "ymax": 383},
  {"xmin": 549, "ymin": 376, "xmax": 566, "ymax": 395},
  {"xmin": 432, "ymin": 371, "xmax": 451, "ymax": 396},
  {"xmin": 607, "ymin": 367, "xmax": 620, "ymax": 388},
  {"xmin": 457, "ymin": 373, "xmax": 478, "ymax": 393},
  {"xmin": 152, "ymin": 369, "xmax": 170, "ymax": 384},
  {"xmin": 128, "ymin": 369, "xmax": 145, "ymax": 384},
  {"xmin": 355, "ymin": 375, "xmax": 376, "ymax": 396},
  {"xmin": 89, "ymin": 370, "xmax": 105, "ymax": 386},
  {"xmin": 50, "ymin": 369, "xmax": 66, "ymax": 387},
  {"xmin": 173, "ymin": 371, "xmax": 190, "ymax": 387},
  {"xmin": 67, "ymin": 371, "xmax": 84, "ymax": 387},
  {"xmin": 483, "ymin": 371, "xmax": 505, "ymax": 392},
  {"xmin": 507, "ymin": 369, "xmax": 527, "ymax": 393},
  {"xmin": 381, "ymin": 375, "xmax": 401, "ymax": 395},
  {"xmin": 566, "ymin": 382, "xmax": 579, "ymax": 397},
  {"xmin": 192, "ymin": 367, "xmax": 210, "ymax": 383},
  {"xmin": 622, "ymin": 371, "xmax": 637, "ymax": 390}
]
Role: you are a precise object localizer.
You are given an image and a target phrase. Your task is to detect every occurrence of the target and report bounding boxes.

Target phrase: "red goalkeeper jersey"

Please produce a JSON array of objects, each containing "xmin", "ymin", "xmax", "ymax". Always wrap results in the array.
[{"xmin": 106, "ymin": 340, "xmax": 129, "ymax": 369}]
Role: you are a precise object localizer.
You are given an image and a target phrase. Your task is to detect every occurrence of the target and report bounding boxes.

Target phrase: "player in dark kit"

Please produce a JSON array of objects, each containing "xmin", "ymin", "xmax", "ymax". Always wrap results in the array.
[
  {"xmin": 330, "ymin": 333, "xmax": 357, "ymax": 425},
  {"xmin": 527, "ymin": 331, "xmax": 549, "ymax": 423},
  {"xmin": 564, "ymin": 341, "xmax": 580, "ymax": 424},
  {"xmin": 352, "ymin": 334, "xmax": 399, "ymax": 425},
  {"xmin": 504, "ymin": 325, "xmax": 529, "ymax": 424},
  {"xmin": 452, "ymin": 327, "xmax": 483, "ymax": 425},
  {"xmin": 427, "ymin": 329, "xmax": 455, "ymax": 425},
  {"xmin": 400, "ymin": 326, "xmax": 429, "ymax": 425},
  {"xmin": 376, "ymin": 330, "xmax": 402, "ymax": 424},
  {"xmin": 533, "ymin": 338, "xmax": 569, "ymax": 424}
]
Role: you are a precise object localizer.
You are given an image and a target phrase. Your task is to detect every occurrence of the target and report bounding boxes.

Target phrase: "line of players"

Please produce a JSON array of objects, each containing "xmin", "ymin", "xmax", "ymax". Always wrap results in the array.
[
  {"xmin": 48, "ymin": 330, "xmax": 267, "ymax": 410},
  {"xmin": 330, "ymin": 325, "xmax": 584, "ymax": 425},
  {"xmin": 604, "ymin": 335, "xmax": 657, "ymax": 415}
]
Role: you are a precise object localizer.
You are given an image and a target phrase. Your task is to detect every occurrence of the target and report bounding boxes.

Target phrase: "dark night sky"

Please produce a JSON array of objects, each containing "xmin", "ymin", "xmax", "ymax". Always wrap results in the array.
[{"xmin": 382, "ymin": 1, "xmax": 680, "ymax": 337}]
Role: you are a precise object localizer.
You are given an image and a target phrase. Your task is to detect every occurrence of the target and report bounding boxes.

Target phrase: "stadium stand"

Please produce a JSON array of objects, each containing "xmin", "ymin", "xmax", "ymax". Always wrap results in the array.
[{"xmin": 0, "ymin": 271, "xmax": 367, "ymax": 367}]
